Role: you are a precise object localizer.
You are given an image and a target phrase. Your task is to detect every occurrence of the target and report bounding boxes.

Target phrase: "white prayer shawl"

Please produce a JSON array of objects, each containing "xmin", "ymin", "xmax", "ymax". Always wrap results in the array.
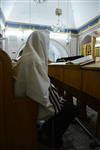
[{"xmin": 15, "ymin": 30, "xmax": 55, "ymax": 120}]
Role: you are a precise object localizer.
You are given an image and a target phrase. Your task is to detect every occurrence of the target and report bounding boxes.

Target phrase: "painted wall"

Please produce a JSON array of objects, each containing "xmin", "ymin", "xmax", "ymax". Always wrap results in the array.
[{"xmin": 1, "ymin": 0, "xmax": 100, "ymax": 29}]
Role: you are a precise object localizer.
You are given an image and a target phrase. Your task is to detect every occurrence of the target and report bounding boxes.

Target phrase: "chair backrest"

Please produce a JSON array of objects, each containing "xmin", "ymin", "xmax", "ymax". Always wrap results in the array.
[
  {"xmin": 0, "ymin": 48, "xmax": 13, "ymax": 102},
  {"xmin": 0, "ymin": 48, "xmax": 38, "ymax": 150},
  {"xmin": 0, "ymin": 48, "xmax": 14, "ymax": 149}
]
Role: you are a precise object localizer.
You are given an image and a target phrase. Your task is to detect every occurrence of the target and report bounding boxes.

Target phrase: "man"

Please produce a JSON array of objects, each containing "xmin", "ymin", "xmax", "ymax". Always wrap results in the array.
[{"xmin": 15, "ymin": 30, "xmax": 78, "ymax": 149}]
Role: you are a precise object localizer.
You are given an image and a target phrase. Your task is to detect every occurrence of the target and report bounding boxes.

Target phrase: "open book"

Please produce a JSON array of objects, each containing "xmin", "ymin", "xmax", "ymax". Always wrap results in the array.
[
  {"xmin": 49, "ymin": 55, "xmax": 94, "ymax": 66},
  {"xmin": 69, "ymin": 55, "xmax": 94, "ymax": 65}
]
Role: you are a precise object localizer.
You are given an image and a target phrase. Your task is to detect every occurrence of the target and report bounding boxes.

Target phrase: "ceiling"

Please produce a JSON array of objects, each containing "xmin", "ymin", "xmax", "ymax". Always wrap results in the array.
[{"xmin": 1, "ymin": 0, "xmax": 100, "ymax": 29}]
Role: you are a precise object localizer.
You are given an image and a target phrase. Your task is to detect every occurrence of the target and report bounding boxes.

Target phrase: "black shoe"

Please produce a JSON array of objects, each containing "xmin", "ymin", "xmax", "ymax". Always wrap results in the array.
[
  {"xmin": 51, "ymin": 139, "xmax": 63, "ymax": 148},
  {"xmin": 38, "ymin": 132, "xmax": 63, "ymax": 149}
]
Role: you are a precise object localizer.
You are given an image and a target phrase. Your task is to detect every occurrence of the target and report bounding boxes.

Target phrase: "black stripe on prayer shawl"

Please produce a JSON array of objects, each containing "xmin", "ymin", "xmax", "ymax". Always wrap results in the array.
[
  {"xmin": 49, "ymin": 84, "xmax": 63, "ymax": 114},
  {"xmin": 49, "ymin": 91, "xmax": 57, "ymax": 114},
  {"xmin": 49, "ymin": 87, "xmax": 60, "ymax": 114}
]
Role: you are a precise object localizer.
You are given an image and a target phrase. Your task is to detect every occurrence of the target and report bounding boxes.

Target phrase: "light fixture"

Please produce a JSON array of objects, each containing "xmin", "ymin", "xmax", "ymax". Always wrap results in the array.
[
  {"xmin": 51, "ymin": 0, "xmax": 71, "ymax": 44},
  {"xmin": 52, "ymin": 8, "xmax": 65, "ymax": 32},
  {"xmin": 33, "ymin": 0, "xmax": 46, "ymax": 3},
  {"xmin": 52, "ymin": 1, "xmax": 65, "ymax": 32}
]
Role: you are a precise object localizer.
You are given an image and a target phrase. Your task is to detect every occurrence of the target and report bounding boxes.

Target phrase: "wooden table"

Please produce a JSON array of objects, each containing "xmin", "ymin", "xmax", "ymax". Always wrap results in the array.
[
  {"xmin": 82, "ymin": 63, "xmax": 100, "ymax": 138},
  {"xmin": 48, "ymin": 62, "xmax": 100, "ymax": 139}
]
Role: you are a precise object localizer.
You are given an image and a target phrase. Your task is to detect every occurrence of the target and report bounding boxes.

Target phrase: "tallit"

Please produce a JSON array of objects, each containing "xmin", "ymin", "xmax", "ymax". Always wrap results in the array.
[{"xmin": 15, "ymin": 30, "xmax": 54, "ymax": 120}]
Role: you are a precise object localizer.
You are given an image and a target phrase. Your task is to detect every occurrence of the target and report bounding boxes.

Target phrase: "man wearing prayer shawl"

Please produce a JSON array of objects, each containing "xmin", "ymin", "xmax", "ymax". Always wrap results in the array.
[{"xmin": 15, "ymin": 30, "xmax": 78, "ymax": 149}]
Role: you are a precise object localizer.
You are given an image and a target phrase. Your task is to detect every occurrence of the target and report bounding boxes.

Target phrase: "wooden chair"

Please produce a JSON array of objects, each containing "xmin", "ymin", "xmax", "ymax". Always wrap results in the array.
[{"xmin": 0, "ymin": 48, "xmax": 38, "ymax": 150}]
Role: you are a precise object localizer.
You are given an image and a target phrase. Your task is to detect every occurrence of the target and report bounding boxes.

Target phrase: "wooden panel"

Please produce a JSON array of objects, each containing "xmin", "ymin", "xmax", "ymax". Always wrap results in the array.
[
  {"xmin": 82, "ymin": 70, "xmax": 100, "ymax": 100},
  {"xmin": 0, "ymin": 61, "xmax": 5, "ymax": 149},
  {"xmin": 48, "ymin": 65, "xmax": 63, "ymax": 82},
  {"xmin": 0, "ymin": 49, "xmax": 38, "ymax": 150},
  {"xmin": 82, "ymin": 62, "xmax": 100, "ymax": 70},
  {"xmin": 0, "ymin": 62, "xmax": 3, "ymax": 100},
  {"xmin": 63, "ymin": 68, "xmax": 81, "ymax": 90}
]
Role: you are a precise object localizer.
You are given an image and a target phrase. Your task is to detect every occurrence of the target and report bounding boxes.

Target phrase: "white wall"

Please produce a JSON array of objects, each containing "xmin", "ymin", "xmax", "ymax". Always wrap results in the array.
[
  {"xmin": 69, "ymin": 34, "xmax": 78, "ymax": 56},
  {"xmin": 1, "ymin": 0, "xmax": 100, "ymax": 29},
  {"xmin": 4, "ymin": 29, "xmax": 32, "ymax": 59},
  {"xmin": 71, "ymin": 0, "xmax": 100, "ymax": 28}
]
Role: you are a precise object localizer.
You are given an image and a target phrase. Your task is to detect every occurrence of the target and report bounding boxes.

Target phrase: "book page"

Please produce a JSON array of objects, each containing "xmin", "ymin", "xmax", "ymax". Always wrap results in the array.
[{"xmin": 49, "ymin": 62, "xmax": 67, "ymax": 65}]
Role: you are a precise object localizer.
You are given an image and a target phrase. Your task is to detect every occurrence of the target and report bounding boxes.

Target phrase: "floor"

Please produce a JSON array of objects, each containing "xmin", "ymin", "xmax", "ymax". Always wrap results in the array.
[{"xmin": 39, "ymin": 106, "xmax": 100, "ymax": 150}]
